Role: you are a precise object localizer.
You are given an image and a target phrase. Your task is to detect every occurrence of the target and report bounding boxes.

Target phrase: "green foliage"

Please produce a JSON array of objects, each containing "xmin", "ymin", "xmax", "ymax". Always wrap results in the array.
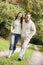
[
  {"xmin": 0, "ymin": 2, "xmax": 25, "ymax": 38},
  {"xmin": 0, "ymin": 37, "xmax": 9, "ymax": 50},
  {"xmin": 0, "ymin": 0, "xmax": 43, "ymax": 44},
  {"xmin": 37, "ymin": 45, "xmax": 43, "ymax": 53},
  {"xmin": 34, "ymin": 19, "xmax": 43, "ymax": 44}
]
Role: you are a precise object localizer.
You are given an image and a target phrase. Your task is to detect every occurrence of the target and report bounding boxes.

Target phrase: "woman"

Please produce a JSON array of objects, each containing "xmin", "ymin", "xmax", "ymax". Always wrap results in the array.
[{"xmin": 8, "ymin": 12, "xmax": 23, "ymax": 58}]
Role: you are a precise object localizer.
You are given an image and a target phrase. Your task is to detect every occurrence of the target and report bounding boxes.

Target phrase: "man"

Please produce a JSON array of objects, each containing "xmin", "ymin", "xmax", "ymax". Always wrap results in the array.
[{"xmin": 18, "ymin": 12, "xmax": 36, "ymax": 61}]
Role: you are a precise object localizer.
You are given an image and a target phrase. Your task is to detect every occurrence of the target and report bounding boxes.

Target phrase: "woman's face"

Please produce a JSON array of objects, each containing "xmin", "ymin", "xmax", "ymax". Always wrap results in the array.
[{"xmin": 18, "ymin": 13, "xmax": 23, "ymax": 19}]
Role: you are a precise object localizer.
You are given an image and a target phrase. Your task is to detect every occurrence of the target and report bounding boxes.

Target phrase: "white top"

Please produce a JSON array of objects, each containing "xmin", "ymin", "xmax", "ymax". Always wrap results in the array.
[
  {"xmin": 21, "ymin": 19, "xmax": 36, "ymax": 37},
  {"xmin": 11, "ymin": 19, "xmax": 21, "ymax": 34}
]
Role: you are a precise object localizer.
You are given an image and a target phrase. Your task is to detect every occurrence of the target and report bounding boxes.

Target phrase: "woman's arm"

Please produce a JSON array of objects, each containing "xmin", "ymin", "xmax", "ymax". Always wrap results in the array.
[{"xmin": 11, "ymin": 21, "xmax": 15, "ymax": 33}]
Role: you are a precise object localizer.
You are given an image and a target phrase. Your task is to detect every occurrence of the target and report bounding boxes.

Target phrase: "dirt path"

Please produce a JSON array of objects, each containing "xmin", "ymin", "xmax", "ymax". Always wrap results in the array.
[
  {"xmin": 27, "ymin": 45, "xmax": 43, "ymax": 65},
  {"xmin": 0, "ymin": 44, "xmax": 31, "ymax": 57},
  {"xmin": 0, "ymin": 48, "xmax": 20, "ymax": 57}
]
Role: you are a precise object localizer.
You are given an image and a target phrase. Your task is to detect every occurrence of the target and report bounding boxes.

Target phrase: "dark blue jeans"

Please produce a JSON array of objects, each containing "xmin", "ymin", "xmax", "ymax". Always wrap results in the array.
[{"xmin": 9, "ymin": 34, "xmax": 21, "ymax": 50}]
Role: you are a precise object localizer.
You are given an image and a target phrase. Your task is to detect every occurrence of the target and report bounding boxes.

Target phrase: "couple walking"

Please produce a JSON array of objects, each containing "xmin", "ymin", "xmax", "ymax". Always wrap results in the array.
[{"xmin": 8, "ymin": 12, "xmax": 36, "ymax": 61}]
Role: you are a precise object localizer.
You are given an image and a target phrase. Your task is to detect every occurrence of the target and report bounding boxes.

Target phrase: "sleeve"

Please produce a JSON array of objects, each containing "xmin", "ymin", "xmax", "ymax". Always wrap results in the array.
[
  {"xmin": 11, "ymin": 21, "xmax": 15, "ymax": 33},
  {"xmin": 30, "ymin": 21, "xmax": 36, "ymax": 36},
  {"xmin": 21, "ymin": 20, "xmax": 25, "ymax": 37}
]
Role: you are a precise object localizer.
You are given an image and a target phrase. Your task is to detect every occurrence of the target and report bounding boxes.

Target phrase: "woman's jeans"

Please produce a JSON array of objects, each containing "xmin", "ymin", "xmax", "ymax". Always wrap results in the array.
[{"xmin": 9, "ymin": 34, "xmax": 21, "ymax": 50}]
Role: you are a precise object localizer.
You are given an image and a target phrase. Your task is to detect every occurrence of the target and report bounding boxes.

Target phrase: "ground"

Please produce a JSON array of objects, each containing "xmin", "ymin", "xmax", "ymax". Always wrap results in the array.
[
  {"xmin": 27, "ymin": 45, "xmax": 43, "ymax": 65},
  {"xmin": 0, "ymin": 38, "xmax": 43, "ymax": 65}
]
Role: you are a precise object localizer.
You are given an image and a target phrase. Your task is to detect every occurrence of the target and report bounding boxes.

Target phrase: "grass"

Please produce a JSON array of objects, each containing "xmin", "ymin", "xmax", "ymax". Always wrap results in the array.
[
  {"xmin": 0, "ymin": 45, "xmax": 34, "ymax": 65},
  {"xmin": 0, "ymin": 37, "xmax": 22, "ymax": 51},
  {"xmin": 0, "ymin": 37, "xmax": 34, "ymax": 65},
  {"xmin": 0, "ymin": 37, "xmax": 9, "ymax": 51},
  {"xmin": 37, "ymin": 45, "xmax": 43, "ymax": 53}
]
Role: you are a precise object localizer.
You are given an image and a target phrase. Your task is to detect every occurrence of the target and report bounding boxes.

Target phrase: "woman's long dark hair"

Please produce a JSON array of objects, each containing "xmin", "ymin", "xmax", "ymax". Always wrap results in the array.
[{"xmin": 15, "ymin": 12, "xmax": 23, "ymax": 28}]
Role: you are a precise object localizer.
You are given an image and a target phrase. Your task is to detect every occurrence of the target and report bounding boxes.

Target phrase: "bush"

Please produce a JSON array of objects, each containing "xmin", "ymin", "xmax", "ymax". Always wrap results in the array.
[
  {"xmin": 35, "ymin": 19, "xmax": 43, "ymax": 45},
  {"xmin": 0, "ymin": 2, "xmax": 25, "ymax": 38}
]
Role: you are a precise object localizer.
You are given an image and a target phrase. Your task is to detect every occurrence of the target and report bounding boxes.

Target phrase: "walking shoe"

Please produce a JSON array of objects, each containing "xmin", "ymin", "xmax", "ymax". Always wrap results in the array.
[{"xmin": 18, "ymin": 58, "xmax": 22, "ymax": 61}]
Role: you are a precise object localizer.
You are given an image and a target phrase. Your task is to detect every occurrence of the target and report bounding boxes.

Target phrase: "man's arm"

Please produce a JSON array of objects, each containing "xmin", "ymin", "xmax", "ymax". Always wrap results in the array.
[{"xmin": 30, "ymin": 21, "xmax": 36, "ymax": 36}]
